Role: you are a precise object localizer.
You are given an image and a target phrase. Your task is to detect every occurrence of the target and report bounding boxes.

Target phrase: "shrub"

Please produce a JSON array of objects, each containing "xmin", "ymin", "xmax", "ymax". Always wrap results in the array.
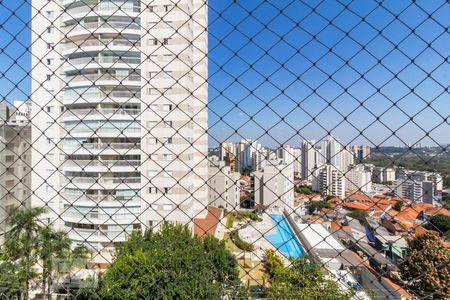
[{"xmin": 229, "ymin": 229, "xmax": 254, "ymax": 252}]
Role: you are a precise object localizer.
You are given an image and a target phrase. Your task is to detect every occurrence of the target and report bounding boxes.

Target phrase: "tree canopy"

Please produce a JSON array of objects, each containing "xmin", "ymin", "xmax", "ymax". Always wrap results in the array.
[
  {"xmin": 399, "ymin": 232, "xmax": 450, "ymax": 299},
  {"xmin": 262, "ymin": 250, "xmax": 353, "ymax": 299},
  {"xmin": 425, "ymin": 214, "xmax": 450, "ymax": 234},
  {"xmin": 84, "ymin": 223, "xmax": 246, "ymax": 300}
]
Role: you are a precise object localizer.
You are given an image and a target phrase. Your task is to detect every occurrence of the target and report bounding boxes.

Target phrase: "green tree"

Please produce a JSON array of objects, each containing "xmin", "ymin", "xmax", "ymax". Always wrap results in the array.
[
  {"xmin": 88, "ymin": 223, "xmax": 246, "ymax": 299},
  {"xmin": 262, "ymin": 250, "xmax": 352, "ymax": 299},
  {"xmin": 0, "ymin": 260, "xmax": 22, "ymax": 299},
  {"xmin": 3, "ymin": 207, "xmax": 46, "ymax": 299},
  {"xmin": 392, "ymin": 201, "xmax": 403, "ymax": 212},
  {"xmin": 38, "ymin": 228, "xmax": 72, "ymax": 298},
  {"xmin": 295, "ymin": 186, "xmax": 312, "ymax": 195},
  {"xmin": 399, "ymin": 232, "xmax": 450, "ymax": 299},
  {"xmin": 347, "ymin": 209, "xmax": 368, "ymax": 225},
  {"xmin": 425, "ymin": 214, "xmax": 450, "ymax": 234},
  {"xmin": 309, "ymin": 201, "xmax": 331, "ymax": 213}
]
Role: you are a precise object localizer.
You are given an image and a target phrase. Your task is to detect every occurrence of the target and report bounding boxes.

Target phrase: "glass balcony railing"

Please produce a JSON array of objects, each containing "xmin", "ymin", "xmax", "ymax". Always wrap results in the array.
[
  {"xmin": 64, "ymin": 22, "xmax": 141, "ymax": 34},
  {"xmin": 66, "ymin": 74, "xmax": 141, "ymax": 84},
  {"xmin": 66, "ymin": 56, "xmax": 141, "ymax": 67},
  {"xmin": 64, "ymin": 4, "xmax": 140, "ymax": 17},
  {"xmin": 63, "ymin": 39, "xmax": 141, "ymax": 51}
]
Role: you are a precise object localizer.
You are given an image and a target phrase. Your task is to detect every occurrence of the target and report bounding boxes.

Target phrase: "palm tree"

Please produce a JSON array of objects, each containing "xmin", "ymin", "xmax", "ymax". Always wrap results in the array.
[
  {"xmin": 4, "ymin": 207, "xmax": 46, "ymax": 300},
  {"xmin": 38, "ymin": 227, "xmax": 72, "ymax": 299}
]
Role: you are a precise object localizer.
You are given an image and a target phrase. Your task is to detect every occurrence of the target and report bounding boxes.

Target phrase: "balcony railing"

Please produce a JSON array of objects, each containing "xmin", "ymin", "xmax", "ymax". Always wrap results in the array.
[
  {"xmin": 63, "ymin": 39, "xmax": 141, "ymax": 51},
  {"xmin": 62, "ymin": 108, "xmax": 140, "ymax": 118},
  {"xmin": 66, "ymin": 56, "xmax": 141, "ymax": 67},
  {"xmin": 66, "ymin": 74, "xmax": 141, "ymax": 83},
  {"xmin": 64, "ymin": 4, "xmax": 140, "ymax": 17},
  {"xmin": 64, "ymin": 22, "xmax": 141, "ymax": 34},
  {"xmin": 63, "ymin": 160, "xmax": 141, "ymax": 168}
]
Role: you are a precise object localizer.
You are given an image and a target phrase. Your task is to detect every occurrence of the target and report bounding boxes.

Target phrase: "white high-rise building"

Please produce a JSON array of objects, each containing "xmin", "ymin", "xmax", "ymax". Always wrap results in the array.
[
  {"xmin": 31, "ymin": 0, "xmax": 208, "ymax": 256},
  {"xmin": 319, "ymin": 136, "xmax": 353, "ymax": 171},
  {"xmin": 292, "ymin": 148, "xmax": 301, "ymax": 176},
  {"xmin": 345, "ymin": 165, "xmax": 372, "ymax": 194},
  {"xmin": 312, "ymin": 164, "xmax": 346, "ymax": 199},
  {"xmin": 301, "ymin": 140, "xmax": 316, "ymax": 181}
]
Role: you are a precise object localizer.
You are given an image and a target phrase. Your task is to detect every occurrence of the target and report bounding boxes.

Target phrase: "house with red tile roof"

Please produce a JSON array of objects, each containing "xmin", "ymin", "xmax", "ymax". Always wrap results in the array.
[{"xmin": 193, "ymin": 206, "xmax": 223, "ymax": 238}]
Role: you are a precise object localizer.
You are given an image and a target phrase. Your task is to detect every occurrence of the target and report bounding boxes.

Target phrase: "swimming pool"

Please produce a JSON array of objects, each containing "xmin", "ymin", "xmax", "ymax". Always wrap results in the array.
[{"xmin": 266, "ymin": 214, "xmax": 304, "ymax": 259}]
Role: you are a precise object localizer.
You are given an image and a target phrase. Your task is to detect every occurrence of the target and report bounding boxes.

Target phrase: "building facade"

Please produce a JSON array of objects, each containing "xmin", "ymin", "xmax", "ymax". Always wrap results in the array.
[
  {"xmin": 254, "ymin": 161, "xmax": 294, "ymax": 209},
  {"xmin": 312, "ymin": 164, "xmax": 346, "ymax": 199},
  {"xmin": 31, "ymin": 0, "xmax": 208, "ymax": 255},
  {"xmin": 207, "ymin": 161, "xmax": 241, "ymax": 211}
]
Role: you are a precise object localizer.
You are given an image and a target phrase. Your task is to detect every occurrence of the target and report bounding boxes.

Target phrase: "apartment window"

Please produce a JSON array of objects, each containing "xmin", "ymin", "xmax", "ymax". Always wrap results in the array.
[
  {"xmin": 162, "ymin": 137, "xmax": 172, "ymax": 144},
  {"xmin": 47, "ymin": 43, "xmax": 54, "ymax": 49},
  {"xmin": 148, "ymin": 39, "xmax": 158, "ymax": 46},
  {"xmin": 151, "ymin": 204, "xmax": 158, "ymax": 210},
  {"xmin": 46, "ymin": 138, "xmax": 52, "ymax": 144},
  {"xmin": 150, "ymin": 154, "xmax": 158, "ymax": 160},
  {"xmin": 163, "ymin": 170, "xmax": 173, "ymax": 177},
  {"xmin": 163, "ymin": 154, "xmax": 173, "ymax": 160},
  {"xmin": 149, "ymin": 104, "xmax": 158, "ymax": 111},
  {"xmin": 163, "ymin": 71, "xmax": 173, "ymax": 78},
  {"xmin": 163, "ymin": 88, "xmax": 172, "ymax": 95},
  {"xmin": 148, "ymin": 5, "xmax": 156, "ymax": 12},
  {"xmin": 47, "ymin": 26, "xmax": 53, "ymax": 33},
  {"xmin": 164, "ymin": 5, "xmax": 173, "ymax": 12},
  {"xmin": 148, "ymin": 88, "xmax": 159, "ymax": 95},
  {"xmin": 163, "ymin": 38, "xmax": 170, "ymax": 45},
  {"xmin": 148, "ymin": 170, "xmax": 157, "ymax": 177},
  {"xmin": 46, "ymin": 11, "xmax": 54, "ymax": 18},
  {"xmin": 148, "ymin": 71, "xmax": 157, "ymax": 79},
  {"xmin": 46, "ymin": 106, "xmax": 53, "ymax": 113},
  {"xmin": 150, "ymin": 54, "xmax": 158, "ymax": 61},
  {"xmin": 148, "ymin": 137, "xmax": 157, "ymax": 145},
  {"xmin": 163, "ymin": 54, "xmax": 172, "ymax": 61},
  {"xmin": 164, "ymin": 121, "xmax": 172, "ymax": 128},
  {"xmin": 46, "ymin": 58, "xmax": 53, "ymax": 65},
  {"xmin": 163, "ymin": 188, "xmax": 172, "ymax": 195},
  {"xmin": 147, "ymin": 121, "xmax": 157, "ymax": 128},
  {"xmin": 148, "ymin": 187, "xmax": 158, "ymax": 194},
  {"xmin": 46, "ymin": 185, "xmax": 53, "ymax": 192},
  {"xmin": 162, "ymin": 104, "xmax": 172, "ymax": 111},
  {"xmin": 46, "ymin": 74, "xmax": 52, "ymax": 81},
  {"xmin": 147, "ymin": 22, "xmax": 157, "ymax": 28}
]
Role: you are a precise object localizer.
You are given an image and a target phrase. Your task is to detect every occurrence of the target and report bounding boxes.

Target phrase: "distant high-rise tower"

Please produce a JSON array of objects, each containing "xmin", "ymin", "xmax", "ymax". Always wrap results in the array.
[
  {"xmin": 301, "ymin": 140, "xmax": 316, "ymax": 181},
  {"xmin": 31, "ymin": 0, "xmax": 208, "ymax": 256}
]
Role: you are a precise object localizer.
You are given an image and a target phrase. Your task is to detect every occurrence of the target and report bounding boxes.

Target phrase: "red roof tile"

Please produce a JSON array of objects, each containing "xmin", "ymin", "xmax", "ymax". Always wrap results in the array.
[{"xmin": 193, "ymin": 206, "xmax": 223, "ymax": 238}]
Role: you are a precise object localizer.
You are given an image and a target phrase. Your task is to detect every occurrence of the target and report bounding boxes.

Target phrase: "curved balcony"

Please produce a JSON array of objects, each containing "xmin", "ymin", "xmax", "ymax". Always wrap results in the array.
[
  {"xmin": 62, "ymin": 193, "xmax": 140, "ymax": 204},
  {"xmin": 62, "ymin": 108, "xmax": 140, "ymax": 120},
  {"xmin": 64, "ymin": 56, "xmax": 140, "ymax": 72},
  {"xmin": 63, "ymin": 89, "xmax": 141, "ymax": 105},
  {"xmin": 63, "ymin": 39, "xmax": 140, "ymax": 55},
  {"xmin": 63, "ymin": 159, "xmax": 140, "ymax": 172},
  {"xmin": 63, "ymin": 5, "xmax": 140, "ymax": 23},
  {"xmin": 62, "ymin": 176, "xmax": 141, "ymax": 190},
  {"xmin": 62, "ymin": 210, "xmax": 140, "ymax": 224},
  {"xmin": 66, "ymin": 227, "xmax": 131, "ymax": 243},
  {"xmin": 65, "ymin": 73, "xmax": 141, "ymax": 88},
  {"xmin": 64, "ymin": 21, "xmax": 141, "ymax": 38}
]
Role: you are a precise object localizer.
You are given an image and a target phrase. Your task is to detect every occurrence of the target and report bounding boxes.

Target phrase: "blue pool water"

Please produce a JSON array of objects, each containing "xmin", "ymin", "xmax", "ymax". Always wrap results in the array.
[{"xmin": 266, "ymin": 214, "xmax": 304, "ymax": 258}]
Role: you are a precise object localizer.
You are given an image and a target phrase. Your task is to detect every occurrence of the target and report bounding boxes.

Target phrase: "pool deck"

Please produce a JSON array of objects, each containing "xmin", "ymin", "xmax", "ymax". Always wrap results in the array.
[{"xmin": 238, "ymin": 212, "xmax": 294, "ymax": 262}]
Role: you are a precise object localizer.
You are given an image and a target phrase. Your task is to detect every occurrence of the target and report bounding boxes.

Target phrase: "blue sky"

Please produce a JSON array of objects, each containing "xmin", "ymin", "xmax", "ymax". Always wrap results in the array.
[{"xmin": 0, "ymin": 0, "xmax": 449, "ymax": 148}]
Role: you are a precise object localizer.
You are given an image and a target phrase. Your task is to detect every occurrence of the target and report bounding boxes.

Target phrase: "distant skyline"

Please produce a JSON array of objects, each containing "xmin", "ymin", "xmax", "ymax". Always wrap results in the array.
[{"xmin": 0, "ymin": 0, "xmax": 449, "ymax": 147}]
